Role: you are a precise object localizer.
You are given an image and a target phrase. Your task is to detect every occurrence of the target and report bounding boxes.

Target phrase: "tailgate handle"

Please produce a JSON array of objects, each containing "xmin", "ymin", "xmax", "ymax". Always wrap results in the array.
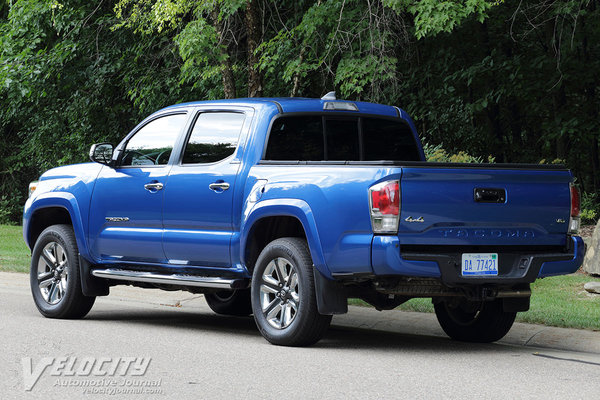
[{"xmin": 474, "ymin": 188, "xmax": 506, "ymax": 203}]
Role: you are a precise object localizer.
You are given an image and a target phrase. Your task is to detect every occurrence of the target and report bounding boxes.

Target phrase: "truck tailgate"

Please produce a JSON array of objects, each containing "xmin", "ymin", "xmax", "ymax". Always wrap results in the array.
[{"xmin": 398, "ymin": 166, "xmax": 573, "ymax": 247}]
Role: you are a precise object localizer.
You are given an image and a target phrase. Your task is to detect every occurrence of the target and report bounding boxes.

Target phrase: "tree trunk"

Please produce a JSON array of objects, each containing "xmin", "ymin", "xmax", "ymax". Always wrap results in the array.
[
  {"xmin": 290, "ymin": 50, "xmax": 304, "ymax": 97},
  {"xmin": 245, "ymin": 0, "xmax": 263, "ymax": 97},
  {"xmin": 211, "ymin": 10, "xmax": 236, "ymax": 99},
  {"xmin": 553, "ymin": 84, "xmax": 566, "ymax": 160}
]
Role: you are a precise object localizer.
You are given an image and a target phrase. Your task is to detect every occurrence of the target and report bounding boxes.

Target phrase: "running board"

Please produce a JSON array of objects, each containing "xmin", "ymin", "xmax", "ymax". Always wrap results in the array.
[{"xmin": 91, "ymin": 269, "xmax": 247, "ymax": 289}]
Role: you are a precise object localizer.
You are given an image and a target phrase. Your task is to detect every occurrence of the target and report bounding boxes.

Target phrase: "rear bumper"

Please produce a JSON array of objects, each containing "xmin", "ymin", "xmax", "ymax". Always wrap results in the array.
[{"xmin": 371, "ymin": 235, "xmax": 584, "ymax": 286}]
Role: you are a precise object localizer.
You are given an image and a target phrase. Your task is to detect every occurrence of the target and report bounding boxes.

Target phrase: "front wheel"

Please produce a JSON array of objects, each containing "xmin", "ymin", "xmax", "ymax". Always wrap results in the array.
[
  {"xmin": 30, "ymin": 224, "xmax": 95, "ymax": 319},
  {"xmin": 251, "ymin": 237, "xmax": 331, "ymax": 346},
  {"xmin": 434, "ymin": 298, "xmax": 516, "ymax": 343}
]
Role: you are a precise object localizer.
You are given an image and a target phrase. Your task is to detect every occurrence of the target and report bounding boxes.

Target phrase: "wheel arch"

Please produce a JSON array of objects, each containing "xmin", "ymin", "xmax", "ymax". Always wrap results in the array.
[
  {"xmin": 241, "ymin": 199, "xmax": 329, "ymax": 277},
  {"xmin": 24, "ymin": 194, "xmax": 109, "ymax": 297},
  {"xmin": 241, "ymin": 200, "xmax": 347, "ymax": 315},
  {"xmin": 24, "ymin": 193, "xmax": 88, "ymax": 256}
]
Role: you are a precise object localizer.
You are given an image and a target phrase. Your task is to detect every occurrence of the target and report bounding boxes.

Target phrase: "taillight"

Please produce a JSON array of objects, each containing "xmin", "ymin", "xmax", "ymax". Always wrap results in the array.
[
  {"xmin": 570, "ymin": 185, "xmax": 580, "ymax": 217},
  {"xmin": 569, "ymin": 184, "xmax": 580, "ymax": 234},
  {"xmin": 369, "ymin": 180, "xmax": 400, "ymax": 233}
]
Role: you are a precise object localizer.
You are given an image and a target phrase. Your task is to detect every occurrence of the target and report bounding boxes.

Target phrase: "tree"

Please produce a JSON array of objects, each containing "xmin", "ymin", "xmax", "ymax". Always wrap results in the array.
[{"xmin": 1, "ymin": 0, "xmax": 599, "ymax": 224}]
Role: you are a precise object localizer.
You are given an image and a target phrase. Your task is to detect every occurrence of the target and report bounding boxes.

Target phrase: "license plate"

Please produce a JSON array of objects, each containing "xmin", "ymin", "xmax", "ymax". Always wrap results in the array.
[{"xmin": 461, "ymin": 253, "xmax": 498, "ymax": 276}]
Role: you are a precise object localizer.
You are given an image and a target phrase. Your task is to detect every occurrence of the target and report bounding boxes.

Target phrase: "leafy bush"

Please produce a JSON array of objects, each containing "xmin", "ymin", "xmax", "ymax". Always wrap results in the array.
[
  {"xmin": 423, "ymin": 142, "xmax": 495, "ymax": 163},
  {"xmin": 0, "ymin": 195, "xmax": 18, "ymax": 226},
  {"xmin": 581, "ymin": 191, "xmax": 599, "ymax": 225}
]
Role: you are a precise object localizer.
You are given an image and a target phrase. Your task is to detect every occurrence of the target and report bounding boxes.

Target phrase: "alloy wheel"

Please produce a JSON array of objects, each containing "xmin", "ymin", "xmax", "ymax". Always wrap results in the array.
[
  {"xmin": 37, "ymin": 241, "xmax": 69, "ymax": 305},
  {"xmin": 259, "ymin": 257, "xmax": 300, "ymax": 329}
]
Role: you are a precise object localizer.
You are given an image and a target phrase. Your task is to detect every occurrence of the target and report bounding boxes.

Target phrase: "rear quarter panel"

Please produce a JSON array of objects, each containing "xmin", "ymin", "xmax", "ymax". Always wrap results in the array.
[{"xmin": 245, "ymin": 165, "xmax": 402, "ymax": 275}]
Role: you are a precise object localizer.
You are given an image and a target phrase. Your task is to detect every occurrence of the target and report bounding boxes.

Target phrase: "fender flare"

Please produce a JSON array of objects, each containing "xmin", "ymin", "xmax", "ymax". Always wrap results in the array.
[
  {"xmin": 24, "ymin": 193, "xmax": 109, "ymax": 296},
  {"xmin": 24, "ymin": 192, "xmax": 90, "ymax": 258},
  {"xmin": 241, "ymin": 199, "xmax": 347, "ymax": 315},
  {"xmin": 241, "ymin": 198, "xmax": 330, "ymax": 277}
]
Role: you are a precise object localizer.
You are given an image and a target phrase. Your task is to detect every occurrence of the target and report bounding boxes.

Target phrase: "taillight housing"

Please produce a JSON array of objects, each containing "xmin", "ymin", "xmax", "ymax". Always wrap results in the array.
[
  {"xmin": 569, "ymin": 183, "xmax": 580, "ymax": 234},
  {"xmin": 369, "ymin": 180, "xmax": 400, "ymax": 233}
]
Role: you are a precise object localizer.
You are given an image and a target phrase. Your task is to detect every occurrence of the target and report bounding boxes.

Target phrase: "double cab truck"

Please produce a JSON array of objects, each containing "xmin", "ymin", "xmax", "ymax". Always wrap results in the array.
[{"xmin": 23, "ymin": 94, "xmax": 585, "ymax": 346}]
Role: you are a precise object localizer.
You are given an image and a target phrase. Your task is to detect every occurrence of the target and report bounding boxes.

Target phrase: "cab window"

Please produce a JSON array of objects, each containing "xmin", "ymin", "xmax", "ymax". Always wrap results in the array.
[
  {"xmin": 182, "ymin": 112, "xmax": 246, "ymax": 164},
  {"xmin": 121, "ymin": 114, "xmax": 187, "ymax": 167}
]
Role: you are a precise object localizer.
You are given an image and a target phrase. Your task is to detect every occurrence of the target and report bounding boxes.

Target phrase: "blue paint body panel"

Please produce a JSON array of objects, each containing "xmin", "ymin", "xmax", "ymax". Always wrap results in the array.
[
  {"xmin": 538, "ymin": 236, "xmax": 585, "ymax": 278},
  {"xmin": 372, "ymin": 236, "xmax": 441, "ymax": 277},
  {"xmin": 23, "ymin": 97, "xmax": 583, "ymax": 285}
]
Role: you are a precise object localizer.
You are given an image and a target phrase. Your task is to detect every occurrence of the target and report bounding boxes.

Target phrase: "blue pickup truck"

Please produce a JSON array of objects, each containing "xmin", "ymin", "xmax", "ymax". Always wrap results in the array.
[{"xmin": 23, "ymin": 95, "xmax": 585, "ymax": 346}]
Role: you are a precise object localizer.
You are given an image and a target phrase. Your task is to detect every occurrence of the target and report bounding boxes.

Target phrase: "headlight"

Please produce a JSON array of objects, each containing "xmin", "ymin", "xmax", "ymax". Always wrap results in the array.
[{"xmin": 28, "ymin": 181, "xmax": 39, "ymax": 198}]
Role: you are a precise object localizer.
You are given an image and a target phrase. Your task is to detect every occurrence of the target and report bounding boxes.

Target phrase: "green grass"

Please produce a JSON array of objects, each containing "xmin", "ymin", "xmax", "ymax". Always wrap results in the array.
[
  {"xmin": 350, "ymin": 274, "xmax": 600, "ymax": 330},
  {"xmin": 0, "ymin": 224, "xmax": 31, "ymax": 273},
  {"xmin": 517, "ymin": 274, "xmax": 600, "ymax": 329},
  {"xmin": 2, "ymin": 224, "xmax": 599, "ymax": 330}
]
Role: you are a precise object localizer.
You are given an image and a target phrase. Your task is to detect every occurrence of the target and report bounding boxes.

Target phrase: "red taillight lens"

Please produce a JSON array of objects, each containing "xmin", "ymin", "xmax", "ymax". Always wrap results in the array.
[
  {"xmin": 570, "ymin": 185, "xmax": 580, "ymax": 217},
  {"xmin": 369, "ymin": 180, "xmax": 400, "ymax": 233},
  {"xmin": 371, "ymin": 181, "xmax": 400, "ymax": 215}
]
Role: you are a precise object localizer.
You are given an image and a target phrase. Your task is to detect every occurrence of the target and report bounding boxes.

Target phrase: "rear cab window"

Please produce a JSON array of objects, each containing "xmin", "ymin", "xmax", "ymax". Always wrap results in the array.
[{"xmin": 264, "ymin": 114, "xmax": 421, "ymax": 161}]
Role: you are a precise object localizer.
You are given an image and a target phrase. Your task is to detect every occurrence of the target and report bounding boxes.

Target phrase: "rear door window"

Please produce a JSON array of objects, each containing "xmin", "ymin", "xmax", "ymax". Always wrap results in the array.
[{"xmin": 182, "ymin": 112, "xmax": 246, "ymax": 164}]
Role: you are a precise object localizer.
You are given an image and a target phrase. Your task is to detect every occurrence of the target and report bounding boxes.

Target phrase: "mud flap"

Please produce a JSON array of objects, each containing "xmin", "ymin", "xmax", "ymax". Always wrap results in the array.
[
  {"xmin": 502, "ymin": 297, "xmax": 530, "ymax": 312},
  {"xmin": 313, "ymin": 267, "xmax": 348, "ymax": 315},
  {"xmin": 79, "ymin": 255, "xmax": 109, "ymax": 296}
]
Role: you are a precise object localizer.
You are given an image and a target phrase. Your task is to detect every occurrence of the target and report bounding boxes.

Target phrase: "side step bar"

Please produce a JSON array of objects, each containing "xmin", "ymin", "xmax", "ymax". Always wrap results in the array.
[{"xmin": 91, "ymin": 269, "xmax": 247, "ymax": 289}]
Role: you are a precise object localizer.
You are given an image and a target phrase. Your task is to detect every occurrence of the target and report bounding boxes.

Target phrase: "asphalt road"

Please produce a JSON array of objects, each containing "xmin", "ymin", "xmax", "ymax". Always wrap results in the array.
[{"xmin": 1, "ymin": 271, "xmax": 598, "ymax": 400}]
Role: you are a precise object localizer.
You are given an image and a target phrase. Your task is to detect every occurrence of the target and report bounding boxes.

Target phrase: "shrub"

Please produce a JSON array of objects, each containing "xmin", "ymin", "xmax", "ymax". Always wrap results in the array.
[
  {"xmin": 422, "ymin": 142, "xmax": 495, "ymax": 163},
  {"xmin": 581, "ymin": 191, "xmax": 599, "ymax": 225}
]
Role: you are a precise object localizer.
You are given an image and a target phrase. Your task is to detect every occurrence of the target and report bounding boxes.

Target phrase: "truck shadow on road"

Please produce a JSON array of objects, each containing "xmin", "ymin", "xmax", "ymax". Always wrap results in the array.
[{"xmin": 85, "ymin": 307, "xmax": 514, "ymax": 354}]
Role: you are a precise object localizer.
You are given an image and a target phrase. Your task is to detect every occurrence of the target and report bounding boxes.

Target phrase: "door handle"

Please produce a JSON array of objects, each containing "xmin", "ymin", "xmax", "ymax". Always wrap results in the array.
[
  {"xmin": 209, "ymin": 182, "xmax": 230, "ymax": 192},
  {"xmin": 144, "ymin": 182, "xmax": 164, "ymax": 192}
]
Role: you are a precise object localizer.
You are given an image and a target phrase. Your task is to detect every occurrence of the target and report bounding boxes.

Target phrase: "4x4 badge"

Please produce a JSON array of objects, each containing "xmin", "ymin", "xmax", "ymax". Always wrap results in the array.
[{"xmin": 405, "ymin": 216, "xmax": 424, "ymax": 223}]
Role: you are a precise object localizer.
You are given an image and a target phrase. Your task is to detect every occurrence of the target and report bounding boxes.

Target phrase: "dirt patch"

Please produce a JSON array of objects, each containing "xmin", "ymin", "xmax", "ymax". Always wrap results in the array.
[{"xmin": 580, "ymin": 225, "xmax": 595, "ymax": 238}]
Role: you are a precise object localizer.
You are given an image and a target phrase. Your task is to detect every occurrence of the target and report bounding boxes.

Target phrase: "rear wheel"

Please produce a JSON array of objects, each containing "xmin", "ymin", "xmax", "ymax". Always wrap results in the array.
[
  {"xmin": 251, "ymin": 237, "xmax": 331, "ymax": 346},
  {"xmin": 30, "ymin": 224, "xmax": 95, "ymax": 319},
  {"xmin": 204, "ymin": 289, "xmax": 252, "ymax": 316},
  {"xmin": 434, "ymin": 298, "xmax": 516, "ymax": 343}
]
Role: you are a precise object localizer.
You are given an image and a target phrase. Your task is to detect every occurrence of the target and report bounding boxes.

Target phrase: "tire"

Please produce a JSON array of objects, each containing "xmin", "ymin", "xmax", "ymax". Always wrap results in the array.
[
  {"xmin": 251, "ymin": 237, "xmax": 332, "ymax": 346},
  {"xmin": 434, "ymin": 298, "xmax": 516, "ymax": 343},
  {"xmin": 30, "ymin": 224, "xmax": 96, "ymax": 319},
  {"xmin": 205, "ymin": 289, "xmax": 252, "ymax": 316}
]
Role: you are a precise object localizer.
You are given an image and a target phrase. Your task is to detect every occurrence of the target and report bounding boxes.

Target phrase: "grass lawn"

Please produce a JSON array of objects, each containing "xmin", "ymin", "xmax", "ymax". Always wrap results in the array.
[
  {"xmin": 0, "ymin": 224, "xmax": 30, "ymax": 273},
  {"xmin": 2, "ymin": 224, "xmax": 599, "ymax": 330}
]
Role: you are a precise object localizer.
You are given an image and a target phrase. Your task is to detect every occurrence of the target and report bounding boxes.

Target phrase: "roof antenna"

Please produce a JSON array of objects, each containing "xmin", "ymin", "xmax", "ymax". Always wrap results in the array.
[{"xmin": 321, "ymin": 91, "xmax": 336, "ymax": 100}]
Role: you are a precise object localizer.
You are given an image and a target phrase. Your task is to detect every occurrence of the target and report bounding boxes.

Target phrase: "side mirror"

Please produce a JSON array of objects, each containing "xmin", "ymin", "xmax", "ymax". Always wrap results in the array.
[{"xmin": 89, "ymin": 143, "xmax": 114, "ymax": 166}]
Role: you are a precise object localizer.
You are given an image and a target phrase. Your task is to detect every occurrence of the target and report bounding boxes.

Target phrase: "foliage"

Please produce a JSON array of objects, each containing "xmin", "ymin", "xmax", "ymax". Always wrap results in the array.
[
  {"xmin": 1, "ymin": 0, "xmax": 599, "ymax": 224},
  {"xmin": 581, "ymin": 191, "xmax": 599, "ymax": 225},
  {"xmin": 0, "ymin": 196, "xmax": 14, "ymax": 225},
  {"xmin": 384, "ymin": 0, "xmax": 499, "ymax": 39},
  {"xmin": 0, "ymin": 0, "xmax": 194, "ymax": 222},
  {"xmin": 423, "ymin": 142, "xmax": 495, "ymax": 163}
]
